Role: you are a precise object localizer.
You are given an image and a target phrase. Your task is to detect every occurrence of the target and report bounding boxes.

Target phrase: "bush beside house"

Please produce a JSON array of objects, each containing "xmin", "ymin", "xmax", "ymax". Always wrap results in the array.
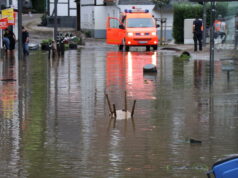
[{"xmin": 173, "ymin": 3, "xmax": 202, "ymax": 44}]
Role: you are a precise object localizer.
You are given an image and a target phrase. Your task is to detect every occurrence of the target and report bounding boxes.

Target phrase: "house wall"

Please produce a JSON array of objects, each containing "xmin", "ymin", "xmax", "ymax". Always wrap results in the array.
[
  {"xmin": 49, "ymin": 0, "xmax": 76, "ymax": 16},
  {"xmin": 81, "ymin": 0, "xmax": 104, "ymax": 5},
  {"xmin": 81, "ymin": 6, "xmax": 119, "ymax": 38},
  {"xmin": 81, "ymin": 6, "xmax": 95, "ymax": 36},
  {"xmin": 81, "ymin": 0, "xmax": 94, "ymax": 5},
  {"xmin": 154, "ymin": 9, "xmax": 174, "ymax": 41},
  {"xmin": 94, "ymin": 6, "xmax": 119, "ymax": 38}
]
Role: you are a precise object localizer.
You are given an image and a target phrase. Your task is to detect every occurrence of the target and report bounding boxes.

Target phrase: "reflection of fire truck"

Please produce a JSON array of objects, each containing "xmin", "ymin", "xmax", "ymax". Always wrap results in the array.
[
  {"xmin": 106, "ymin": 51, "xmax": 158, "ymax": 99},
  {"xmin": 106, "ymin": 8, "xmax": 159, "ymax": 52}
]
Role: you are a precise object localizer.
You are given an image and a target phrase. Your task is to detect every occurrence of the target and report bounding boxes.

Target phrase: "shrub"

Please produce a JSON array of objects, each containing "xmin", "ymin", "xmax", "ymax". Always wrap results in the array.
[{"xmin": 173, "ymin": 3, "xmax": 202, "ymax": 44}]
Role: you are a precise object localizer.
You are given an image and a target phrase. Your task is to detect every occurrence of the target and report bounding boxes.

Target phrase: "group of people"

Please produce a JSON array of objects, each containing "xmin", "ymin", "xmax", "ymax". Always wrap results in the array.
[
  {"xmin": 193, "ymin": 15, "xmax": 227, "ymax": 52},
  {"xmin": 2, "ymin": 26, "xmax": 29, "ymax": 56},
  {"xmin": 2, "ymin": 28, "xmax": 16, "ymax": 53}
]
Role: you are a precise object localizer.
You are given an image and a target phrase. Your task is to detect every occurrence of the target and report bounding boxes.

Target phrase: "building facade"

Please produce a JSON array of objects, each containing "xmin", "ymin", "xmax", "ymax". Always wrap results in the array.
[
  {"xmin": 46, "ymin": 0, "xmax": 175, "ymax": 39},
  {"xmin": 47, "ymin": 0, "xmax": 77, "ymax": 28},
  {"xmin": 79, "ymin": 0, "xmax": 174, "ymax": 39}
]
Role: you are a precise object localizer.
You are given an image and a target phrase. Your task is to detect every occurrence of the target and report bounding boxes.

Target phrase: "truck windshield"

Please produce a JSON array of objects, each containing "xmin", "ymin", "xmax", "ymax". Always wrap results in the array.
[{"xmin": 127, "ymin": 18, "xmax": 154, "ymax": 28}]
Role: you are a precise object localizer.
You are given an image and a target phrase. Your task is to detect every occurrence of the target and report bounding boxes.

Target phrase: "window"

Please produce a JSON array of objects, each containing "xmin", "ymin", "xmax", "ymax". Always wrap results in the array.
[
  {"xmin": 127, "ymin": 18, "xmax": 154, "ymax": 28},
  {"xmin": 110, "ymin": 18, "xmax": 120, "ymax": 28}
]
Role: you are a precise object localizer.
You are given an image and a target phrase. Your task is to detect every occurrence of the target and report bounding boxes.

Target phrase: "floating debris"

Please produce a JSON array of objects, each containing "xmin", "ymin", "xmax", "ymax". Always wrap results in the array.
[
  {"xmin": 189, "ymin": 138, "xmax": 202, "ymax": 144},
  {"xmin": 143, "ymin": 64, "xmax": 157, "ymax": 73},
  {"xmin": 179, "ymin": 51, "xmax": 191, "ymax": 60},
  {"xmin": 1, "ymin": 79, "xmax": 16, "ymax": 82},
  {"xmin": 114, "ymin": 110, "xmax": 131, "ymax": 120}
]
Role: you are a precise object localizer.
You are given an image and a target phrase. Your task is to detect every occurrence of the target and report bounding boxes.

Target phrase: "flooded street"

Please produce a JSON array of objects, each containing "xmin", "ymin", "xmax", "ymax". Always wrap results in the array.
[{"xmin": 0, "ymin": 43, "xmax": 238, "ymax": 178}]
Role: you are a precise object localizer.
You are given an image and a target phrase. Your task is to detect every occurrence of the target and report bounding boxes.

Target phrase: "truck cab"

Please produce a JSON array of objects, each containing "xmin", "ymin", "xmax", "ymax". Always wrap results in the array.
[{"xmin": 106, "ymin": 8, "xmax": 159, "ymax": 51}]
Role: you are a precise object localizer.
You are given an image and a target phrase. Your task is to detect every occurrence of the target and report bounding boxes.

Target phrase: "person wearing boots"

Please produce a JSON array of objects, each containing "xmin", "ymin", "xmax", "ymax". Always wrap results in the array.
[{"xmin": 193, "ymin": 17, "xmax": 203, "ymax": 52}]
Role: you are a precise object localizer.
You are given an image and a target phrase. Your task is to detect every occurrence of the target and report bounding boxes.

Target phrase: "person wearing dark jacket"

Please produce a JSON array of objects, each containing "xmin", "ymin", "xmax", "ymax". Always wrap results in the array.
[
  {"xmin": 193, "ymin": 17, "xmax": 203, "ymax": 52},
  {"xmin": 8, "ymin": 30, "xmax": 16, "ymax": 50},
  {"xmin": 22, "ymin": 26, "xmax": 29, "ymax": 55}
]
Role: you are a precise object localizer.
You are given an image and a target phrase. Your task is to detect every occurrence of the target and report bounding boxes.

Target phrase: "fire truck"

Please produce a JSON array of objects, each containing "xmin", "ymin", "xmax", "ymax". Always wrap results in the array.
[{"xmin": 106, "ymin": 8, "xmax": 159, "ymax": 51}]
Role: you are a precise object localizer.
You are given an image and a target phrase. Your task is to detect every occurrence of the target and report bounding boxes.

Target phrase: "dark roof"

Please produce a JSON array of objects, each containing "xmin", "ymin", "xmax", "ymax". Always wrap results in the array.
[{"xmin": 119, "ymin": 0, "xmax": 154, "ymax": 5}]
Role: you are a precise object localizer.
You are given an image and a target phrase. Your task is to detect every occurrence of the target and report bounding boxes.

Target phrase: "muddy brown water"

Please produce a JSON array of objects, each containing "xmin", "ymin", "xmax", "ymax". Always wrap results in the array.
[{"xmin": 0, "ymin": 46, "xmax": 238, "ymax": 178}]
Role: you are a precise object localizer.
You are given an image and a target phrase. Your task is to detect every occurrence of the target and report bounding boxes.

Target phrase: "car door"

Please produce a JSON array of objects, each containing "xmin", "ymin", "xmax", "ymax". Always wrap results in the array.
[{"xmin": 106, "ymin": 17, "xmax": 125, "ymax": 45}]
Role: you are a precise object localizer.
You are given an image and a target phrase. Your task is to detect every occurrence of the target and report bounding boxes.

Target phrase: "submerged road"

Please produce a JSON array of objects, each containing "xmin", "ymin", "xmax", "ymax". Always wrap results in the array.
[{"xmin": 0, "ymin": 43, "xmax": 238, "ymax": 177}]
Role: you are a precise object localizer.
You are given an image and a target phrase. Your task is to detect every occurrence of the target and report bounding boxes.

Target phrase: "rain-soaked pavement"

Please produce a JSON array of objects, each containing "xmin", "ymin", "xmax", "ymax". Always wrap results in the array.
[{"xmin": 0, "ymin": 43, "xmax": 238, "ymax": 178}]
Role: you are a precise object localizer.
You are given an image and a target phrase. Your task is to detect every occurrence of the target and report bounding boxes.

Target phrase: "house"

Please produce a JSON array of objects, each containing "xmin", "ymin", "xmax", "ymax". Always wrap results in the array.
[
  {"xmin": 47, "ymin": 0, "xmax": 77, "ymax": 28},
  {"xmin": 47, "ymin": 0, "xmax": 175, "ymax": 40},
  {"xmin": 78, "ymin": 0, "xmax": 156, "ymax": 38},
  {"xmin": 79, "ymin": 0, "xmax": 174, "ymax": 40}
]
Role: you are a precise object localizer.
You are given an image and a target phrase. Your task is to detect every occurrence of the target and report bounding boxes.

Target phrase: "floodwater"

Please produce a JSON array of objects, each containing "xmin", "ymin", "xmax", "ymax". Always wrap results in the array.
[{"xmin": 0, "ymin": 44, "xmax": 238, "ymax": 178}]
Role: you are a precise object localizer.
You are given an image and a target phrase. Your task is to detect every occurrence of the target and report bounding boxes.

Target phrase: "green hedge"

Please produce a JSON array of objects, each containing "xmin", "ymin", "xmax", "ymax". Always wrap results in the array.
[
  {"xmin": 173, "ymin": 3, "xmax": 202, "ymax": 44},
  {"xmin": 173, "ymin": 3, "xmax": 228, "ymax": 44}
]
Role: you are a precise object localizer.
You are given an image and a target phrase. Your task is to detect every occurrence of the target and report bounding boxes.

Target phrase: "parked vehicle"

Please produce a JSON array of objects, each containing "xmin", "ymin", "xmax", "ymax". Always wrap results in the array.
[
  {"xmin": 106, "ymin": 7, "xmax": 159, "ymax": 51},
  {"xmin": 207, "ymin": 154, "xmax": 238, "ymax": 178}
]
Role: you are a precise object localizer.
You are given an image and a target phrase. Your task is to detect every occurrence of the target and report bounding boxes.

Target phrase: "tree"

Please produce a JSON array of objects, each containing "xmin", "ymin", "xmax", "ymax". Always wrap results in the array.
[
  {"xmin": 152, "ymin": 0, "xmax": 170, "ymax": 9},
  {"xmin": 152, "ymin": 0, "xmax": 170, "ymax": 45},
  {"xmin": 31, "ymin": 0, "xmax": 45, "ymax": 13}
]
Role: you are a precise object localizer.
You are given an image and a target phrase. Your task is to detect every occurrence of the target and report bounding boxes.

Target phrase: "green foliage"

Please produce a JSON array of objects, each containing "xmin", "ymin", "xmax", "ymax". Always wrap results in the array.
[
  {"xmin": 31, "ymin": 0, "xmax": 45, "ymax": 13},
  {"xmin": 83, "ymin": 30, "xmax": 92, "ymax": 38},
  {"xmin": 41, "ymin": 39, "xmax": 52, "ymax": 45},
  {"xmin": 70, "ymin": 37, "xmax": 81, "ymax": 44},
  {"xmin": 152, "ymin": 0, "xmax": 170, "ymax": 8},
  {"xmin": 173, "ymin": 2, "xmax": 228, "ymax": 44},
  {"xmin": 173, "ymin": 3, "xmax": 202, "ymax": 44}
]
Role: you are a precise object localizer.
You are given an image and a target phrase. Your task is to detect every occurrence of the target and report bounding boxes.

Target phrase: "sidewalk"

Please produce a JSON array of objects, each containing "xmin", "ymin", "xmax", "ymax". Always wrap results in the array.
[
  {"xmin": 23, "ymin": 13, "xmax": 75, "ymax": 44},
  {"xmin": 160, "ymin": 43, "xmax": 211, "ymax": 61}
]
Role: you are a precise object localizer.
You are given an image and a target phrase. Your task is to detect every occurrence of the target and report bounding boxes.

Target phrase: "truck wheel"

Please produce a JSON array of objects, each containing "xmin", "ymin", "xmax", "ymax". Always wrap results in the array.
[
  {"xmin": 146, "ymin": 46, "xmax": 150, "ymax": 51},
  {"xmin": 153, "ymin": 45, "xmax": 158, "ymax": 51},
  {"xmin": 125, "ymin": 46, "xmax": 130, "ymax": 51},
  {"xmin": 119, "ymin": 45, "xmax": 124, "ymax": 51}
]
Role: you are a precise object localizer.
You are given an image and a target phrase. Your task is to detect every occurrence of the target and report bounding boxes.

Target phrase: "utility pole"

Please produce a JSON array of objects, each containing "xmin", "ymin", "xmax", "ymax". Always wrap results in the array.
[
  {"xmin": 77, "ymin": 0, "xmax": 81, "ymax": 31},
  {"xmin": 54, "ymin": 0, "xmax": 58, "ymax": 41},
  {"xmin": 209, "ymin": 0, "xmax": 215, "ymax": 79},
  {"xmin": 202, "ymin": 2, "xmax": 206, "ymax": 47},
  {"xmin": 160, "ymin": 7, "xmax": 163, "ymax": 45},
  {"xmin": 18, "ymin": 0, "xmax": 23, "ymax": 59}
]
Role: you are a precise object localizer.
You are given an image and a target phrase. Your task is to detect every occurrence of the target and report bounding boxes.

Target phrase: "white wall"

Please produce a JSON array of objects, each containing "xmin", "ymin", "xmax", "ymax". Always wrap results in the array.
[
  {"xmin": 81, "ymin": 6, "xmax": 95, "ymax": 29},
  {"xmin": 81, "ymin": 0, "xmax": 94, "ymax": 5},
  {"xmin": 184, "ymin": 19, "xmax": 195, "ymax": 44},
  {"xmin": 94, "ymin": 6, "xmax": 119, "ymax": 30},
  {"xmin": 155, "ymin": 10, "xmax": 173, "ymax": 30},
  {"xmin": 11, "ymin": 0, "xmax": 18, "ymax": 9},
  {"xmin": 81, "ymin": 0, "xmax": 104, "ymax": 5},
  {"xmin": 50, "ymin": 0, "xmax": 76, "ymax": 16},
  {"xmin": 96, "ymin": 0, "xmax": 104, "ymax": 5}
]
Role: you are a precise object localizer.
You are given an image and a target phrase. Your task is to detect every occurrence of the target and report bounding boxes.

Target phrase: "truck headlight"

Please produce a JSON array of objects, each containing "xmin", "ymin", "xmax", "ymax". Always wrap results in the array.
[
  {"xmin": 127, "ymin": 32, "xmax": 133, "ymax": 37},
  {"xmin": 152, "ymin": 32, "xmax": 157, "ymax": 36}
]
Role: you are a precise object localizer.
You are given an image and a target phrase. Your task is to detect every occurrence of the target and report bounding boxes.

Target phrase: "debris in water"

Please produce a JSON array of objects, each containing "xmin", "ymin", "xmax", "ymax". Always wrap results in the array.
[
  {"xmin": 189, "ymin": 138, "xmax": 202, "ymax": 144},
  {"xmin": 143, "ymin": 64, "xmax": 157, "ymax": 73}
]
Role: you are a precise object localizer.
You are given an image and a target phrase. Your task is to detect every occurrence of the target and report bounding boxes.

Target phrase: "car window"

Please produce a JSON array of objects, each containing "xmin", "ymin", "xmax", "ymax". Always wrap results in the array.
[
  {"xmin": 127, "ymin": 18, "xmax": 154, "ymax": 28},
  {"xmin": 109, "ymin": 18, "xmax": 120, "ymax": 28}
]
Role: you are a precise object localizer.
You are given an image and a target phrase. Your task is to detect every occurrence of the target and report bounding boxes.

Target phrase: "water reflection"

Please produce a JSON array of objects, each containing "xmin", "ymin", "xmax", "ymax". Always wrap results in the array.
[
  {"xmin": 0, "ymin": 47, "xmax": 238, "ymax": 177},
  {"xmin": 0, "ymin": 54, "xmax": 20, "ymax": 178},
  {"xmin": 106, "ymin": 51, "xmax": 158, "ymax": 101}
]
